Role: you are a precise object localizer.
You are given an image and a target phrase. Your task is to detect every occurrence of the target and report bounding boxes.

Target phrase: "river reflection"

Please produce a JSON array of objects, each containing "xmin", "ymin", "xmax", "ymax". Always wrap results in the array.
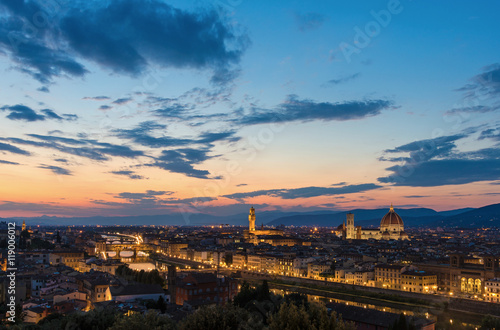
[{"xmin": 270, "ymin": 288, "xmax": 435, "ymax": 320}]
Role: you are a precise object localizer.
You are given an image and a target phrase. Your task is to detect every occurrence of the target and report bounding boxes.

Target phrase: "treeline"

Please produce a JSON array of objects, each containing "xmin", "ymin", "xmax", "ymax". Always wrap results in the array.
[
  {"xmin": 115, "ymin": 265, "xmax": 165, "ymax": 286},
  {"xmin": 1, "ymin": 289, "xmax": 356, "ymax": 330},
  {"xmin": 2, "ymin": 280, "xmax": 499, "ymax": 329}
]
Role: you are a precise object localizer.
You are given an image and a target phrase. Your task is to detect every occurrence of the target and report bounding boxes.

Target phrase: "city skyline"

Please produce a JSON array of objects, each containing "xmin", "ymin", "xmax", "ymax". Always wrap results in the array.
[{"xmin": 1, "ymin": 0, "xmax": 500, "ymax": 218}]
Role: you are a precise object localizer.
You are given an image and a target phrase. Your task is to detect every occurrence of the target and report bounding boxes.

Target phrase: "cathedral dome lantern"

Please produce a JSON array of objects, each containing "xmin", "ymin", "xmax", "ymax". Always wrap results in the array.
[{"xmin": 380, "ymin": 204, "xmax": 404, "ymax": 230}]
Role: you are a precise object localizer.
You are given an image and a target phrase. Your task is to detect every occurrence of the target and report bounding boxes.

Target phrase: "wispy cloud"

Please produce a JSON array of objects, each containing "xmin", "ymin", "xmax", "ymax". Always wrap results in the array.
[
  {"xmin": 1, "ymin": 134, "xmax": 145, "ymax": 161},
  {"xmin": 110, "ymin": 170, "xmax": 147, "ymax": 180},
  {"xmin": 38, "ymin": 164, "xmax": 72, "ymax": 175},
  {"xmin": 0, "ymin": 142, "xmax": 30, "ymax": 155},
  {"xmin": 222, "ymin": 183, "xmax": 381, "ymax": 201},
  {"xmin": 83, "ymin": 96, "xmax": 110, "ymax": 101},
  {"xmin": 0, "ymin": 104, "xmax": 77, "ymax": 122},
  {"xmin": 0, "ymin": 159, "xmax": 20, "ymax": 165},
  {"xmin": 324, "ymin": 73, "xmax": 360, "ymax": 86},
  {"xmin": 294, "ymin": 12, "xmax": 327, "ymax": 32},
  {"xmin": 457, "ymin": 63, "xmax": 500, "ymax": 100},
  {"xmin": 237, "ymin": 95, "xmax": 394, "ymax": 126}
]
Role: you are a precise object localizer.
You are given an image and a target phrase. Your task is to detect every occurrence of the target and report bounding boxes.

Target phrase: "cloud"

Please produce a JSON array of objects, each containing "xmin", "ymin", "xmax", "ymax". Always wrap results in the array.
[
  {"xmin": 83, "ymin": 96, "xmax": 110, "ymax": 101},
  {"xmin": 110, "ymin": 170, "xmax": 146, "ymax": 180},
  {"xmin": 147, "ymin": 148, "xmax": 218, "ymax": 179},
  {"xmin": 63, "ymin": 114, "xmax": 78, "ymax": 121},
  {"xmin": 0, "ymin": 20, "xmax": 88, "ymax": 84},
  {"xmin": 445, "ymin": 105, "xmax": 499, "ymax": 115},
  {"xmin": 378, "ymin": 133, "xmax": 500, "ymax": 186},
  {"xmin": 27, "ymin": 134, "xmax": 87, "ymax": 145},
  {"xmin": 197, "ymin": 131, "xmax": 240, "ymax": 144},
  {"xmin": 114, "ymin": 121, "xmax": 236, "ymax": 179},
  {"xmin": 153, "ymin": 103, "xmax": 194, "ymax": 119},
  {"xmin": 40, "ymin": 109, "xmax": 63, "ymax": 120},
  {"xmin": 2, "ymin": 133, "xmax": 145, "ymax": 161},
  {"xmin": 238, "ymin": 95, "xmax": 394, "ymax": 125},
  {"xmin": 0, "ymin": 104, "xmax": 76, "ymax": 122},
  {"xmin": 37, "ymin": 86, "xmax": 49, "ymax": 93},
  {"xmin": 0, "ymin": 141, "xmax": 30, "ymax": 155},
  {"xmin": 479, "ymin": 127, "xmax": 500, "ymax": 141},
  {"xmin": 0, "ymin": 0, "xmax": 248, "ymax": 85},
  {"xmin": 99, "ymin": 105, "xmax": 112, "ymax": 110},
  {"xmin": 222, "ymin": 183, "xmax": 381, "ymax": 200},
  {"xmin": 38, "ymin": 164, "xmax": 72, "ymax": 175},
  {"xmin": 294, "ymin": 12, "xmax": 327, "ymax": 32},
  {"xmin": 324, "ymin": 73, "xmax": 360, "ymax": 86},
  {"xmin": 116, "ymin": 190, "xmax": 173, "ymax": 200},
  {"xmin": 94, "ymin": 190, "xmax": 180, "ymax": 207},
  {"xmin": 0, "ymin": 104, "xmax": 45, "ymax": 121},
  {"xmin": 457, "ymin": 63, "xmax": 500, "ymax": 99},
  {"xmin": 381, "ymin": 134, "xmax": 465, "ymax": 163},
  {"xmin": 90, "ymin": 190, "xmax": 215, "ymax": 212},
  {"xmin": 378, "ymin": 159, "xmax": 500, "ymax": 186},
  {"xmin": 114, "ymin": 121, "xmax": 191, "ymax": 148},
  {"xmin": 112, "ymin": 97, "xmax": 133, "ymax": 105},
  {"xmin": 0, "ymin": 159, "xmax": 20, "ymax": 165}
]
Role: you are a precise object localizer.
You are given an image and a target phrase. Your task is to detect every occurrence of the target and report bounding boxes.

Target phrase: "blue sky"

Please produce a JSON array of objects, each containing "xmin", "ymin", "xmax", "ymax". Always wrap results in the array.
[{"xmin": 0, "ymin": 0, "xmax": 499, "ymax": 217}]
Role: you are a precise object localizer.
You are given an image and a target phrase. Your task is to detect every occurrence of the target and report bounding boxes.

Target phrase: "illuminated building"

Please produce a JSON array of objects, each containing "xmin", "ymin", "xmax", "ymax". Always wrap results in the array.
[{"xmin": 343, "ymin": 204, "xmax": 409, "ymax": 240}]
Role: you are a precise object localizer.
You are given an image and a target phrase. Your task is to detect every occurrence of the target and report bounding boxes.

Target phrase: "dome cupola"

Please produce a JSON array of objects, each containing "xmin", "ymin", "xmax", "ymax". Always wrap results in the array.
[{"xmin": 380, "ymin": 204, "xmax": 404, "ymax": 229}]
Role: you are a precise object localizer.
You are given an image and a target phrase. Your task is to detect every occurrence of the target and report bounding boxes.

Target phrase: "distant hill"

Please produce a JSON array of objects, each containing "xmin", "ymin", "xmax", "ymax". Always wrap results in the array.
[
  {"xmin": 432, "ymin": 203, "xmax": 500, "ymax": 228},
  {"xmin": 266, "ymin": 207, "xmax": 440, "ymax": 227},
  {"xmin": 266, "ymin": 206, "xmax": 488, "ymax": 228},
  {"xmin": 2, "ymin": 210, "xmax": 307, "ymax": 227},
  {"xmin": 2, "ymin": 204, "xmax": 496, "ymax": 228},
  {"xmin": 437, "ymin": 208, "xmax": 475, "ymax": 217}
]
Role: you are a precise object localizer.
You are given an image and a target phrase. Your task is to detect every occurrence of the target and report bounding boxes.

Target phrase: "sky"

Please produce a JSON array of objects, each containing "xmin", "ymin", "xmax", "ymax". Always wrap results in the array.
[{"xmin": 0, "ymin": 0, "xmax": 499, "ymax": 218}]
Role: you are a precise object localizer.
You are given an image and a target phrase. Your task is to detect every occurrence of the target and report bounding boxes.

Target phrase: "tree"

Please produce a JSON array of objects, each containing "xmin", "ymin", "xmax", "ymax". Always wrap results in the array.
[
  {"xmin": 330, "ymin": 261, "xmax": 337, "ymax": 273},
  {"xmin": 37, "ymin": 307, "xmax": 120, "ymax": 330},
  {"xmin": 389, "ymin": 313, "xmax": 417, "ymax": 330},
  {"xmin": 308, "ymin": 303, "xmax": 355, "ymax": 330},
  {"xmin": 268, "ymin": 302, "xmax": 355, "ymax": 330},
  {"xmin": 481, "ymin": 314, "xmax": 500, "ymax": 329},
  {"xmin": 233, "ymin": 281, "xmax": 256, "ymax": 307},
  {"xmin": 13, "ymin": 304, "xmax": 26, "ymax": 325},
  {"xmin": 256, "ymin": 280, "xmax": 270, "ymax": 301},
  {"xmin": 268, "ymin": 302, "xmax": 312, "ymax": 330},
  {"xmin": 178, "ymin": 304, "xmax": 260, "ymax": 330},
  {"xmin": 109, "ymin": 311, "xmax": 175, "ymax": 330},
  {"xmin": 284, "ymin": 292, "xmax": 308, "ymax": 309},
  {"xmin": 157, "ymin": 295, "xmax": 167, "ymax": 314}
]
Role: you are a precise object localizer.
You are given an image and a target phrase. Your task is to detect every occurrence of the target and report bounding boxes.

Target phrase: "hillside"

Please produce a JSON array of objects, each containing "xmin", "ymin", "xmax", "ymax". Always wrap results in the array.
[
  {"xmin": 3, "ymin": 204, "xmax": 496, "ymax": 228},
  {"xmin": 432, "ymin": 203, "xmax": 500, "ymax": 228},
  {"xmin": 266, "ymin": 206, "xmax": 491, "ymax": 228},
  {"xmin": 266, "ymin": 207, "xmax": 441, "ymax": 227}
]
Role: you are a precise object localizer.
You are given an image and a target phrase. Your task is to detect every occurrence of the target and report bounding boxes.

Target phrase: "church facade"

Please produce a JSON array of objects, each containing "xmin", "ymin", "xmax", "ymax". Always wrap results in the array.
[{"xmin": 342, "ymin": 205, "xmax": 408, "ymax": 240}]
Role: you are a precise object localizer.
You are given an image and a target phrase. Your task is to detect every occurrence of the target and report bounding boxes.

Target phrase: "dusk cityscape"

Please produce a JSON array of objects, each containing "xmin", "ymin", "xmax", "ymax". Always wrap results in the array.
[{"xmin": 0, "ymin": 1, "xmax": 499, "ymax": 329}]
